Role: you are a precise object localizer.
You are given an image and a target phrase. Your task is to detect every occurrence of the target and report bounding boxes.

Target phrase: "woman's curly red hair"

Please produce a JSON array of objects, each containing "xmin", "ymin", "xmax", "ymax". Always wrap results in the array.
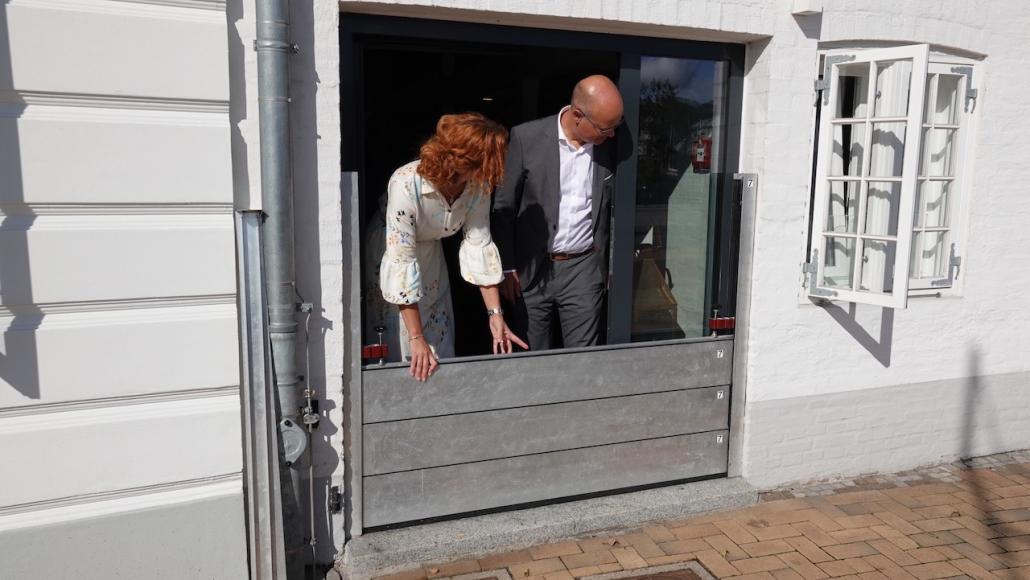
[{"xmin": 417, "ymin": 112, "xmax": 508, "ymax": 196}]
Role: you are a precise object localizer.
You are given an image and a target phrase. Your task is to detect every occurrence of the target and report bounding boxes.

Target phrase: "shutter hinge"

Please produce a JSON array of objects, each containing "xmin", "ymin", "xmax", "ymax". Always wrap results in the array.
[
  {"xmin": 950, "ymin": 66, "xmax": 978, "ymax": 111},
  {"xmin": 815, "ymin": 54, "xmax": 856, "ymax": 104},
  {"xmin": 803, "ymin": 249, "xmax": 838, "ymax": 298}
]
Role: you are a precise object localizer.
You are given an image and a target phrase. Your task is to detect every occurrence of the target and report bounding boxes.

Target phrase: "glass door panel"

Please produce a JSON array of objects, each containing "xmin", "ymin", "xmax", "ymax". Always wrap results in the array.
[{"xmin": 629, "ymin": 56, "xmax": 727, "ymax": 342}]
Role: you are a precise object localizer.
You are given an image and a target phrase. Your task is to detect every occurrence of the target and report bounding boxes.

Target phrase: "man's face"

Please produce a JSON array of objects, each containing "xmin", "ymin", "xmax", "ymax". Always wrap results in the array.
[{"xmin": 573, "ymin": 100, "xmax": 624, "ymax": 145}]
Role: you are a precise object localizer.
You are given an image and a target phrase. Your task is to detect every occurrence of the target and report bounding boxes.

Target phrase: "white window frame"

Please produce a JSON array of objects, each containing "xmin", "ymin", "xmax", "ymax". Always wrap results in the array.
[
  {"xmin": 806, "ymin": 45, "xmax": 930, "ymax": 309},
  {"xmin": 908, "ymin": 60, "xmax": 977, "ymax": 293}
]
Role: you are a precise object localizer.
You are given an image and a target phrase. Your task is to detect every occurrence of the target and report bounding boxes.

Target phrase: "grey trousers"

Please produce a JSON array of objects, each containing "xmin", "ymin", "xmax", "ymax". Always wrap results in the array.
[{"xmin": 522, "ymin": 251, "xmax": 604, "ymax": 350}]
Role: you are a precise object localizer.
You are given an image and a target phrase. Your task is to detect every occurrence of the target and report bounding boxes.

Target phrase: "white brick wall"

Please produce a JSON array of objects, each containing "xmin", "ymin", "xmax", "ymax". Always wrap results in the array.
[
  {"xmin": 737, "ymin": 0, "xmax": 1030, "ymax": 484},
  {"xmin": 308, "ymin": 0, "xmax": 1030, "ymax": 545}
]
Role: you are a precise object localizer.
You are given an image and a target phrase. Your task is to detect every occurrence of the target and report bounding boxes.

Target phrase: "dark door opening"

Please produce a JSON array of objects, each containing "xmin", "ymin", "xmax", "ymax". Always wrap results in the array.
[{"xmin": 356, "ymin": 37, "xmax": 618, "ymax": 356}]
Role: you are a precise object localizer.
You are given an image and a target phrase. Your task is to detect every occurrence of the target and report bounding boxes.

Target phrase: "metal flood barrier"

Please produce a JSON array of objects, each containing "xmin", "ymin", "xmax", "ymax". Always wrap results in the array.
[{"xmin": 360, "ymin": 337, "xmax": 733, "ymax": 527}]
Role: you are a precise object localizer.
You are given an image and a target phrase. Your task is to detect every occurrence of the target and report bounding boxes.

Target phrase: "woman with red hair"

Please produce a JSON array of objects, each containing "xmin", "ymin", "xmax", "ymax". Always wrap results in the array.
[{"xmin": 372, "ymin": 112, "xmax": 527, "ymax": 380}]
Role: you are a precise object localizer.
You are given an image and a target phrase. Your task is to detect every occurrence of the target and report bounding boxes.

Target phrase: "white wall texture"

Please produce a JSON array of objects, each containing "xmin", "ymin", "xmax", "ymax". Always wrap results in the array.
[
  {"xmin": 324, "ymin": 0, "xmax": 1030, "ymax": 510},
  {"xmin": 736, "ymin": 0, "xmax": 1030, "ymax": 486}
]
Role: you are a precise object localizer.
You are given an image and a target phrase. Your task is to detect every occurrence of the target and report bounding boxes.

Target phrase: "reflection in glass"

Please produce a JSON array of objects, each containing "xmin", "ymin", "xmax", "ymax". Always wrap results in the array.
[
  {"xmin": 830, "ymin": 123, "xmax": 866, "ymax": 177},
  {"xmin": 864, "ymin": 182, "xmax": 901, "ymax": 236},
  {"xmin": 631, "ymin": 56, "xmax": 725, "ymax": 342},
  {"xmin": 920, "ymin": 128, "xmax": 956, "ymax": 177},
  {"xmin": 915, "ymin": 180, "xmax": 951, "ymax": 228},
  {"xmin": 823, "ymin": 236, "xmax": 855, "ymax": 288},
  {"xmin": 835, "ymin": 63, "xmax": 869, "ymax": 119},
  {"xmin": 826, "ymin": 181, "xmax": 860, "ymax": 234},
  {"xmin": 932, "ymin": 74, "xmax": 961, "ymax": 124},
  {"xmin": 860, "ymin": 240, "xmax": 896, "ymax": 293},
  {"xmin": 874, "ymin": 60, "xmax": 912, "ymax": 118},
  {"xmin": 910, "ymin": 231, "xmax": 948, "ymax": 279},
  {"xmin": 869, "ymin": 122, "xmax": 907, "ymax": 177}
]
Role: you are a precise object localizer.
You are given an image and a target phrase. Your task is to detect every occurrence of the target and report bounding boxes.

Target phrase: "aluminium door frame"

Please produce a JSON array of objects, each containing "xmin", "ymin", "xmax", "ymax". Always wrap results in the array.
[{"xmin": 340, "ymin": 13, "xmax": 747, "ymax": 538}]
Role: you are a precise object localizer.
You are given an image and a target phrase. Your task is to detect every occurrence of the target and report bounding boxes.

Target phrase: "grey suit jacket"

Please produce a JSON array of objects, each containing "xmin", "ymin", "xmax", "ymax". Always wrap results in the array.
[{"xmin": 491, "ymin": 114, "xmax": 616, "ymax": 291}]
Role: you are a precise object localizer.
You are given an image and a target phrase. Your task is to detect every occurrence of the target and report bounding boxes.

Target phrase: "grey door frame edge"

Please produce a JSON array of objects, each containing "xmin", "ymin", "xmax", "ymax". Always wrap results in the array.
[{"xmin": 726, "ymin": 174, "xmax": 758, "ymax": 479}]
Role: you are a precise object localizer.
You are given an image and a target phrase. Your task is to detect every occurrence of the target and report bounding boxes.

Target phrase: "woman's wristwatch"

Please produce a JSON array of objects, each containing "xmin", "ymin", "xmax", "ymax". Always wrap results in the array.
[{"xmin": 486, "ymin": 307, "xmax": 504, "ymax": 316}]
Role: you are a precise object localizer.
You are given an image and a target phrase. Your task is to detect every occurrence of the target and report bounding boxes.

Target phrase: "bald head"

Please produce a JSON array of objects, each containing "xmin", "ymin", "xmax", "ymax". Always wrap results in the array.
[
  {"xmin": 567, "ymin": 75, "xmax": 624, "ymax": 145},
  {"xmin": 571, "ymin": 75, "xmax": 621, "ymax": 110}
]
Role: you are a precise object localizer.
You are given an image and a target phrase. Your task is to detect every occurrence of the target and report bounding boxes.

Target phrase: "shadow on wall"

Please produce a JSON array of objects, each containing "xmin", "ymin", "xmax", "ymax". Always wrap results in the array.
[
  {"xmin": 957, "ymin": 347, "xmax": 1019, "ymax": 562},
  {"xmin": 0, "ymin": 4, "xmax": 42, "ymax": 401},
  {"xmin": 960, "ymin": 346, "xmax": 1006, "ymax": 465},
  {"xmin": 820, "ymin": 301, "xmax": 894, "ymax": 367},
  {"xmin": 793, "ymin": 11, "xmax": 823, "ymax": 41},
  {"xmin": 285, "ymin": 0, "xmax": 342, "ymax": 568}
]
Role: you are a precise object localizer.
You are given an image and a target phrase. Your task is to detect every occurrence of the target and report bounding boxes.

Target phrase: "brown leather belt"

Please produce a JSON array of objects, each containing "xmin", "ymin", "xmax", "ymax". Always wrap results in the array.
[{"xmin": 549, "ymin": 247, "xmax": 595, "ymax": 261}]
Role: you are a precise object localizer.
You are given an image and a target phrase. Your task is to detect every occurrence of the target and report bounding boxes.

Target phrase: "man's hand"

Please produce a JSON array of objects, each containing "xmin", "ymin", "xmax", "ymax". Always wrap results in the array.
[{"xmin": 499, "ymin": 271, "xmax": 521, "ymax": 303}]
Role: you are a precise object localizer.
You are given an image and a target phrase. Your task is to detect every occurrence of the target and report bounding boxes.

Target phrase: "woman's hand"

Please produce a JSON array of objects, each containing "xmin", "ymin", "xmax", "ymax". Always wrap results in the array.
[
  {"xmin": 488, "ymin": 314, "xmax": 530, "ymax": 354},
  {"xmin": 408, "ymin": 335, "xmax": 438, "ymax": 381}
]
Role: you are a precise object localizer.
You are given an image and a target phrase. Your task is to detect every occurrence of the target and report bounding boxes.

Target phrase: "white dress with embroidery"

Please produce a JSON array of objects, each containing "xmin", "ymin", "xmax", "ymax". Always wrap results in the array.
[{"xmin": 365, "ymin": 160, "xmax": 503, "ymax": 362}]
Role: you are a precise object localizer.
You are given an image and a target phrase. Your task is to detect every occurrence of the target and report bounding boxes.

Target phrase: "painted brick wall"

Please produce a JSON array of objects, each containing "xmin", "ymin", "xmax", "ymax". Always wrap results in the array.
[
  {"xmin": 737, "ymin": 0, "xmax": 1030, "ymax": 486},
  {"xmin": 315, "ymin": 0, "xmax": 1030, "ymax": 543}
]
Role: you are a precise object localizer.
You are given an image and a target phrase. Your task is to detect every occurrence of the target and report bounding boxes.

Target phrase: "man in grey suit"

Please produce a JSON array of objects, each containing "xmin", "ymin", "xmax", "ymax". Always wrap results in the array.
[{"xmin": 492, "ymin": 75, "xmax": 624, "ymax": 350}]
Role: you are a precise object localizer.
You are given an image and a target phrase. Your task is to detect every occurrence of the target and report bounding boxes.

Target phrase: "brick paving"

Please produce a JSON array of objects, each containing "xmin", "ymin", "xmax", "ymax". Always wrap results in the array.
[{"xmin": 376, "ymin": 451, "xmax": 1030, "ymax": 580}]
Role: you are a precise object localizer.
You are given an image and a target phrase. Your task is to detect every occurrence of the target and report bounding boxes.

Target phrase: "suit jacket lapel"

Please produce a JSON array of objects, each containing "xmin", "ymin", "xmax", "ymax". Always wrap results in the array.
[
  {"xmin": 543, "ymin": 115, "xmax": 561, "ymax": 234},
  {"xmin": 591, "ymin": 142, "xmax": 611, "ymax": 230}
]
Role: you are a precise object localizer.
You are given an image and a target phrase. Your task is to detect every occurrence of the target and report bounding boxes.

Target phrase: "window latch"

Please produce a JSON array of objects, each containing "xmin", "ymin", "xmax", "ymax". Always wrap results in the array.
[{"xmin": 815, "ymin": 54, "xmax": 856, "ymax": 104}]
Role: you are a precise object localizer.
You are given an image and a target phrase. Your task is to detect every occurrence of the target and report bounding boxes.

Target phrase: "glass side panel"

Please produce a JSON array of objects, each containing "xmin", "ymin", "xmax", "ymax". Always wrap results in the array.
[{"xmin": 630, "ymin": 56, "xmax": 727, "ymax": 342}]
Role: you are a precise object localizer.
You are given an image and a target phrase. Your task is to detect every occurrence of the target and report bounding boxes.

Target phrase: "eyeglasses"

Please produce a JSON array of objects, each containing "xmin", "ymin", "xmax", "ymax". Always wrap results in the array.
[{"xmin": 575, "ymin": 107, "xmax": 622, "ymax": 137}]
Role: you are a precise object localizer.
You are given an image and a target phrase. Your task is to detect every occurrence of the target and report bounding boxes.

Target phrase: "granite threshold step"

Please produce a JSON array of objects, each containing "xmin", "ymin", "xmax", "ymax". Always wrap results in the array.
[{"xmin": 336, "ymin": 477, "xmax": 757, "ymax": 580}]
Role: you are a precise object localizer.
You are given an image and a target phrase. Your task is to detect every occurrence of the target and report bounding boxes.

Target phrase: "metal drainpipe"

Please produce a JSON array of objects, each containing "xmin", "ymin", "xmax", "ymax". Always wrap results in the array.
[{"xmin": 254, "ymin": 0, "xmax": 305, "ymax": 576}]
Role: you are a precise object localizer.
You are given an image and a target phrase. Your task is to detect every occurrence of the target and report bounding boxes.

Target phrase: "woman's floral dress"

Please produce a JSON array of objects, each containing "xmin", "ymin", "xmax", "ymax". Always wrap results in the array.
[{"xmin": 364, "ymin": 160, "xmax": 503, "ymax": 362}]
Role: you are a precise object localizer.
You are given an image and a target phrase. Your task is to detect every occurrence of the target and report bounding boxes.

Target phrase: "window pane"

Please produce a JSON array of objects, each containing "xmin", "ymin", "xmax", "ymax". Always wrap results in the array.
[
  {"xmin": 830, "ymin": 123, "xmax": 866, "ymax": 177},
  {"xmin": 835, "ymin": 63, "xmax": 870, "ymax": 119},
  {"xmin": 864, "ymin": 181, "xmax": 902, "ymax": 236},
  {"xmin": 859, "ymin": 240, "xmax": 897, "ymax": 293},
  {"xmin": 933, "ymin": 74, "xmax": 961, "ymax": 125},
  {"xmin": 920, "ymin": 128, "xmax": 957, "ymax": 177},
  {"xmin": 869, "ymin": 122, "xmax": 907, "ymax": 177},
  {"xmin": 630, "ymin": 56, "xmax": 725, "ymax": 342},
  {"xmin": 915, "ymin": 180, "xmax": 951, "ymax": 228},
  {"xmin": 874, "ymin": 60, "xmax": 912, "ymax": 117},
  {"xmin": 922, "ymin": 74, "xmax": 936, "ymax": 124},
  {"xmin": 823, "ymin": 236, "xmax": 855, "ymax": 288},
  {"xmin": 910, "ymin": 231, "xmax": 948, "ymax": 278},
  {"xmin": 826, "ymin": 180, "xmax": 860, "ymax": 234}
]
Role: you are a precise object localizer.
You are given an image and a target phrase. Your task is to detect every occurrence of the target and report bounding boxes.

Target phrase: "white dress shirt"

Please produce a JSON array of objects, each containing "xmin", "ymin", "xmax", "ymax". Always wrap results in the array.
[{"xmin": 551, "ymin": 106, "xmax": 595, "ymax": 254}]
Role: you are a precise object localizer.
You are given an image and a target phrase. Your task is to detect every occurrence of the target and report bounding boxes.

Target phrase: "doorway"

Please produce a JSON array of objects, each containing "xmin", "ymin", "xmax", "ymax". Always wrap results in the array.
[
  {"xmin": 353, "ymin": 35, "xmax": 618, "ymax": 356},
  {"xmin": 341, "ymin": 14, "xmax": 744, "ymax": 533}
]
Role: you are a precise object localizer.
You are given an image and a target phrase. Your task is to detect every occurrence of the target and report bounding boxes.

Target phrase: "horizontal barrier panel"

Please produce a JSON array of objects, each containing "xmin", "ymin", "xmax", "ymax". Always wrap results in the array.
[
  {"xmin": 364, "ymin": 338, "xmax": 733, "ymax": 423},
  {"xmin": 363, "ymin": 430, "xmax": 728, "ymax": 527},
  {"xmin": 364, "ymin": 386, "xmax": 729, "ymax": 475}
]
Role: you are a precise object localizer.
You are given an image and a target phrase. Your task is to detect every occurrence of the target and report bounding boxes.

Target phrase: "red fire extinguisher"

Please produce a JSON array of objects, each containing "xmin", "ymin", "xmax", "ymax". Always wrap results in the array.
[{"xmin": 691, "ymin": 135, "xmax": 712, "ymax": 174}]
